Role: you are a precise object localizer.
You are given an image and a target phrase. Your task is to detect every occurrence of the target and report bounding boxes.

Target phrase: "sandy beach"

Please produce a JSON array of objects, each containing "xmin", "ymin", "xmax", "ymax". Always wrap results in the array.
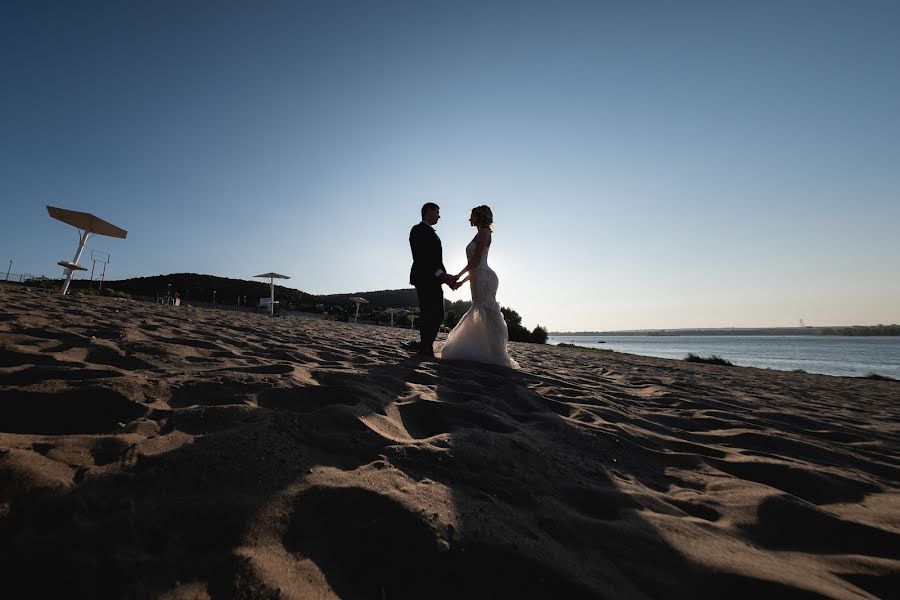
[{"xmin": 1, "ymin": 282, "xmax": 897, "ymax": 599}]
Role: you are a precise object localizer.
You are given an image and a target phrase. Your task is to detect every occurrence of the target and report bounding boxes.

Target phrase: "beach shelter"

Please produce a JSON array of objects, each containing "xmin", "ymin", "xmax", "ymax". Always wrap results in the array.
[
  {"xmin": 384, "ymin": 308, "xmax": 402, "ymax": 327},
  {"xmin": 255, "ymin": 272, "xmax": 290, "ymax": 316},
  {"xmin": 348, "ymin": 296, "xmax": 369, "ymax": 323},
  {"xmin": 47, "ymin": 206, "xmax": 127, "ymax": 296}
]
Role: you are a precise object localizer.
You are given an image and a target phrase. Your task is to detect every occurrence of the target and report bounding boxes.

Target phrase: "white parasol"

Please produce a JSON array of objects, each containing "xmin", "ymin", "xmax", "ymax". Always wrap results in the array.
[
  {"xmin": 384, "ymin": 308, "xmax": 402, "ymax": 327},
  {"xmin": 348, "ymin": 296, "xmax": 369, "ymax": 323},
  {"xmin": 254, "ymin": 272, "xmax": 290, "ymax": 316},
  {"xmin": 47, "ymin": 206, "xmax": 127, "ymax": 296}
]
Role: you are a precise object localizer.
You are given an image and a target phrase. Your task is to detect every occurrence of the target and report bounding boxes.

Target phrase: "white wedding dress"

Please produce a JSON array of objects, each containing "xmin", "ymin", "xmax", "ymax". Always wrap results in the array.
[{"xmin": 438, "ymin": 237, "xmax": 519, "ymax": 368}]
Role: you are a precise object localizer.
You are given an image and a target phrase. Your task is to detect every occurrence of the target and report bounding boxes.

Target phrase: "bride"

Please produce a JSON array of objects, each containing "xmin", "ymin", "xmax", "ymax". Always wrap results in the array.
[{"xmin": 439, "ymin": 205, "xmax": 519, "ymax": 368}]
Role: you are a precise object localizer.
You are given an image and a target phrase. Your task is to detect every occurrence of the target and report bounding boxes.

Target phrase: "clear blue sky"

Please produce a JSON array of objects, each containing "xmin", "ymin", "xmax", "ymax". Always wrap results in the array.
[{"xmin": 2, "ymin": 0, "xmax": 898, "ymax": 331}]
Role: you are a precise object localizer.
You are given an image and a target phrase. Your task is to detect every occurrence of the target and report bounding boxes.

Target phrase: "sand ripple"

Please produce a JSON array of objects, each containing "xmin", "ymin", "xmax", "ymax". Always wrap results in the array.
[{"xmin": 1, "ymin": 283, "xmax": 898, "ymax": 598}]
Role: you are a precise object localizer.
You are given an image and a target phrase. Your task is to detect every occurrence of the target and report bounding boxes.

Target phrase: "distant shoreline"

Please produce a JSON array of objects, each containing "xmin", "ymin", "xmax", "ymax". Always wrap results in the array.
[{"xmin": 550, "ymin": 325, "xmax": 900, "ymax": 337}]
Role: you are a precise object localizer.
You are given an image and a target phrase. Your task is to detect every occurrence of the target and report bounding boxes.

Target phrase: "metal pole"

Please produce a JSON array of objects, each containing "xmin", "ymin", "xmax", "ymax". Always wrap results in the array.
[
  {"xmin": 5, "ymin": 259, "xmax": 12, "ymax": 281},
  {"xmin": 99, "ymin": 259, "xmax": 107, "ymax": 291},
  {"xmin": 269, "ymin": 279, "xmax": 275, "ymax": 316},
  {"xmin": 89, "ymin": 259, "xmax": 97, "ymax": 290},
  {"xmin": 60, "ymin": 229, "xmax": 90, "ymax": 296}
]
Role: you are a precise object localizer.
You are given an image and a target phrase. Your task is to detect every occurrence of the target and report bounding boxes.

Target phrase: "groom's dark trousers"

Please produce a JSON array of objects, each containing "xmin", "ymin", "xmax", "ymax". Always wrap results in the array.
[{"xmin": 409, "ymin": 222, "xmax": 446, "ymax": 353}]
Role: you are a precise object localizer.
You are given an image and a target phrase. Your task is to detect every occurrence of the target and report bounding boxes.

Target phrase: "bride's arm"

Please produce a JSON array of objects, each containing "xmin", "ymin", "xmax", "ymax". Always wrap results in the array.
[{"xmin": 456, "ymin": 230, "xmax": 491, "ymax": 277}]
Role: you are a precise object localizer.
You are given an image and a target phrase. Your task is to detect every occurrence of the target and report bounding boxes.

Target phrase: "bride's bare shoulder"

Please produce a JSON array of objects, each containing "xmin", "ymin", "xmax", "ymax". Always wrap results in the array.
[{"xmin": 476, "ymin": 228, "xmax": 492, "ymax": 244}]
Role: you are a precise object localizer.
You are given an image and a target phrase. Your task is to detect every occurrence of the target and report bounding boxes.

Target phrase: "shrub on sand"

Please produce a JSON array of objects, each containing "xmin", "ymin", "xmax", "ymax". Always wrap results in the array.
[
  {"xmin": 863, "ymin": 372, "xmax": 895, "ymax": 381},
  {"xmin": 24, "ymin": 276, "xmax": 56, "ymax": 289},
  {"xmin": 101, "ymin": 288, "xmax": 132, "ymax": 300},
  {"xmin": 557, "ymin": 343, "xmax": 613, "ymax": 352},
  {"xmin": 684, "ymin": 353, "xmax": 733, "ymax": 366}
]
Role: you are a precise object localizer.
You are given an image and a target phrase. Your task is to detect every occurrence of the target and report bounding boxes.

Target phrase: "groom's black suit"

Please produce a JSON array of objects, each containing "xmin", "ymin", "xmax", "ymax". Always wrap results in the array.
[{"xmin": 409, "ymin": 221, "xmax": 447, "ymax": 353}]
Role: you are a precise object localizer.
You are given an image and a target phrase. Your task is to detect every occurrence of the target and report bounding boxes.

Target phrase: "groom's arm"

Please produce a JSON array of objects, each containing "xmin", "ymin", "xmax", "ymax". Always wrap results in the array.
[
  {"xmin": 425, "ymin": 231, "xmax": 444, "ymax": 278},
  {"xmin": 412, "ymin": 226, "xmax": 451, "ymax": 281},
  {"xmin": 430, "ymin": 237, "xmax": 456, "ymax": 284}
]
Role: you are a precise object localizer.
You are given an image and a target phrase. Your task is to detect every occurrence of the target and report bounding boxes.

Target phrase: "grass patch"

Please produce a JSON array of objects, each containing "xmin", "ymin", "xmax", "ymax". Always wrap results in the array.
[
  {"xmin": 24, "ymin": 276, "xmax": 57, "ymax": 289},
  {"xmin": 101, "ymin": 288, "xmax": 133, "ymax": 300},
  {"xmin": 683, "ymin": 353, "xmax": 733, "ymax": 366},
  {"xmin": 557, "ymin": 343, "xmax": 613, "ymax": 352}
]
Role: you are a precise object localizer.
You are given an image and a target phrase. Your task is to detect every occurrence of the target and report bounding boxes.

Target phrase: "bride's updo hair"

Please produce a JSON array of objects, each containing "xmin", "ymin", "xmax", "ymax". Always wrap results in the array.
[{"xmin": 470, "ymin": 205, "xmax": 494, "ymax": 230}]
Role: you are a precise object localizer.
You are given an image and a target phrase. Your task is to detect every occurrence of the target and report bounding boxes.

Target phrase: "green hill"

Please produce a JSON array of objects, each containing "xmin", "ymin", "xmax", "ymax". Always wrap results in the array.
[
  {"xmin": 70, "ymin": 274, "xmax": 422, "ymax": 313},
  {"xmin": 70, "ymin": 273, "xmax": 309, "ymax": 307},
  {"xmin": 61, "ymin": 273, "xmax": 548, "ymax": 342},
  {"xmin": 315, "ymin": 288, "xmax": 420, "ymax": 310}
]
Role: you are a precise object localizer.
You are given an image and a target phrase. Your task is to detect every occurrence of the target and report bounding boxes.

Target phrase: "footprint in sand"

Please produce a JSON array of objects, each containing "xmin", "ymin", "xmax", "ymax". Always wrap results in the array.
[
  {"xmin": 0, "ymin": 387, "xmax": 146, "ymax": 435},
  {"xmin": 282, "ymin": 484, "xmax": 598, "ymax": 599}
]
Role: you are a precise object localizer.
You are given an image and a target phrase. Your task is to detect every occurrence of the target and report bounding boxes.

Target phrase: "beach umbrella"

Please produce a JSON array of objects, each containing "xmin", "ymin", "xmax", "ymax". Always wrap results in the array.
[
  {"xmin": 47, "ymin": 206, "xmax": 127, "ymax": 296},
  {"xmin": 384, "ymin": 308, "xmax": 402, "ymax": 327},
  {"xmin": 254, "ymin": 272, "xmax": 290, "ymax": 316},
  {"xmin": 348, "ymin": 296, "xmax": 369, "ymax": 323}
]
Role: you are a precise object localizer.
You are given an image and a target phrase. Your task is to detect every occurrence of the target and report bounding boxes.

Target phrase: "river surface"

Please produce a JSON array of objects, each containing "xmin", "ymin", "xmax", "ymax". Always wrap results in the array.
[{"xmin": 547, "ymin": 335, "xmax": 900, "ymax": 379}]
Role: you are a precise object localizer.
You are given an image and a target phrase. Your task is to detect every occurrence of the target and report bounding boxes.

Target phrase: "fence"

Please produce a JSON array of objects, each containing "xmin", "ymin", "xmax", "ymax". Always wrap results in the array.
[{"xmin": 2, "ymin": 272, "xmax": 36, "ymax": 283}]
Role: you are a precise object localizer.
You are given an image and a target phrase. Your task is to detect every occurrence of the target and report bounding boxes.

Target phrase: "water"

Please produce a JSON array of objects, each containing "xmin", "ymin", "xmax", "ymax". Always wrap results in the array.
[{"xmin": 548, "ymin": 335, "xmax": 900, "ymax": 379}]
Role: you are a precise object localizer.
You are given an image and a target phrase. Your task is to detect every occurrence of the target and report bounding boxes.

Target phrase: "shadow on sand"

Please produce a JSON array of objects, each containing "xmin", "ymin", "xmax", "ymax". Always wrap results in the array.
[{"xmin": 2, "ymin": 331, "xmax": 896, "ymax": 598}]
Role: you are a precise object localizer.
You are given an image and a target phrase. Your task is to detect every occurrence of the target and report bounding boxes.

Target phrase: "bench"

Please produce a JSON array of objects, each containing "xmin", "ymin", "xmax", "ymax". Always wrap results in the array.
[{"xmin": 258, "ymin": 297, "xmax": 280, "ymax": 315}]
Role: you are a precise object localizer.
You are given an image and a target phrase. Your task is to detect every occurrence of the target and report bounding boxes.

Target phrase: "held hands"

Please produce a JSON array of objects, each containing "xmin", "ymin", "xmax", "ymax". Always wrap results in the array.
[
  {"xmin": 439, "ymin": 271, "xmax": 469, "ymax": 290},
  {"xmin": 450, "ymin": 274, "xmax": 469, "ymax": 291}
]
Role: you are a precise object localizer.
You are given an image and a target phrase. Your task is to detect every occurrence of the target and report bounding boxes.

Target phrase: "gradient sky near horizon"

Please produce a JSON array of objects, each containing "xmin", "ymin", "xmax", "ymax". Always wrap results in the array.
[{"xmin": 2, "ymin": 0, "xmax": 898, "ymax": 331}]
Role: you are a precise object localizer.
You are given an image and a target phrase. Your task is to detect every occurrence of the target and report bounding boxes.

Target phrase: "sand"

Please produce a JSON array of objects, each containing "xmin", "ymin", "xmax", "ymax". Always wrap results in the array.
[{"xmin": 1, "ymin": 282, "xmax": 898, "ymax": 599}]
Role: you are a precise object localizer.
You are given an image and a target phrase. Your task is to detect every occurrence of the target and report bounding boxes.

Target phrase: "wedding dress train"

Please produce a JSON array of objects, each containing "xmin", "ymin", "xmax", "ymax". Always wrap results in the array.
[{"xmin": 439, "ymin": 238, "xmax": 519, "ymax": 368}]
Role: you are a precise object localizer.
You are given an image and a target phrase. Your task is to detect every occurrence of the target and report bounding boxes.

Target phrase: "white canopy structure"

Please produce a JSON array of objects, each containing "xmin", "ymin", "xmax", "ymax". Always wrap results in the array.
[
  {"xmin": 384, "ymin": 308, "xmax": 402, "ymax": 327},
  {"xmin": 47, "ymin": 206, "xmax": 127, "ymax": 296},
  {"xmin": 348, "ymin": 296, "xmax": 369, "ymax": 323},
  {"xmin": 254, "ymin": 272, "xmax": 290, "ymax": 316}
]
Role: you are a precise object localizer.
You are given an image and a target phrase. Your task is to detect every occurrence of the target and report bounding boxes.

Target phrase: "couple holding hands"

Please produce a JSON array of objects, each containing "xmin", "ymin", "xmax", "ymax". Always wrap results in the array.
[{"xmin": 408, "ymin": 203, "xmax": 518, "ymax": 368}]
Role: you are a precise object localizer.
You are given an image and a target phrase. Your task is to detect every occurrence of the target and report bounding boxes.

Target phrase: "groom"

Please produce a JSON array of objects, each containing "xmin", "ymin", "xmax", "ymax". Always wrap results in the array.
[{"xmin": 409, "ymin": 203, "xmax": 458, "ymax": 357}]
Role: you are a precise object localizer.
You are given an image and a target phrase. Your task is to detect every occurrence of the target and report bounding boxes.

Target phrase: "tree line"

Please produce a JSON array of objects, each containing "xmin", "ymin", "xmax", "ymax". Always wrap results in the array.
[
  {"xmin": 444, "ymin": 299, "xmax": 548, "ymax": 344},
  {"xmin": 38, "ymin": 273, "xmax": 548, "ymax": 343},
  {"xmin": 819, "ymin": 324, "xmax": 900, "ymax": 336}
]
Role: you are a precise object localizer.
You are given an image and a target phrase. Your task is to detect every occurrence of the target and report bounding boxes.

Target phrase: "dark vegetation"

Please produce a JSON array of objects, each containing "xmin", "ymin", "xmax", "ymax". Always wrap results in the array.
[
  {"xmin": 21, "ymin": 275, "xmax": 56, "ymax": 289},
  {"xmin": 28, "ymin": 273, "xmax": 548, "ymax": 343},
  {"xmin": 820, "ymin": 325, "xmax": 900, "ymax": 336},
  {"xmin": 501, "ymin": 307, "xmax": 548, "ymax": 344},
  {"xmin": 22, "ymin": 275, "xmax": 132, "ymax": 299},
  {"xmin": 683, "ymin": 353, "xmax": 734, "ymax": 366},
  {"xmin": 863, "ymin": 372, "xmax": 895, "ymax": 381},
  {"xmin": 556, "ymin": 343, "xmax": 613, "ymax": 352}
]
